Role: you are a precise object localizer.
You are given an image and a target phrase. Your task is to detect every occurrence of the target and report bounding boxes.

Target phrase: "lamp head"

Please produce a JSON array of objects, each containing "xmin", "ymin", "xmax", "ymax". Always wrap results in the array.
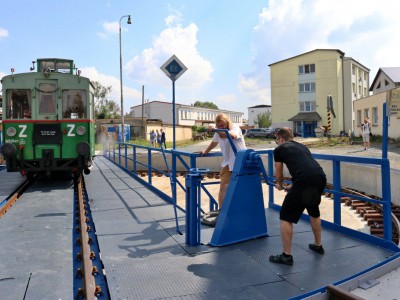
[{"xmin": 127, "ymin": 15, "xmax": 132, "ymax": 24}]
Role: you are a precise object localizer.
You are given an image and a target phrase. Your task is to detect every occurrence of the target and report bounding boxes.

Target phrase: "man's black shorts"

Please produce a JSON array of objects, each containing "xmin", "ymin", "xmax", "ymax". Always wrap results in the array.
[{"xmin": 280, "ymin": 175, "xmax": 327, "ymax": 223}]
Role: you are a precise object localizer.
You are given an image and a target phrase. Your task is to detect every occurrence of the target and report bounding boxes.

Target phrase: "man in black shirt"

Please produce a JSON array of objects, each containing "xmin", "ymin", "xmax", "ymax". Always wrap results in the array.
[{"xmin": 269, "ymin": 127, "xmax": 327, "ymax": 266}]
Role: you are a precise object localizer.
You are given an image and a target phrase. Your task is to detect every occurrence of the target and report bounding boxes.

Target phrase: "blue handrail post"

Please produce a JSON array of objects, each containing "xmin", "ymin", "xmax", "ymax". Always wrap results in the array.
[
  {"xmin": 185, "ymin": 168, "xmax": 209, "ymax": 246},
  {"xmin": 332, "ymin": 159, "xmax": 341, "ymax": 225},
  {"xmin": 133, "ymin": 146, "xmax": 137, "ymax": 175},
  {"xmin": 148, "ymin": 149, "xmax": 152, "ymax": 185},
  {"xmin": 267, "ymin": 152, "xmax": 275, "ymax": 206},
  {"xmin": 382, "ymin": 102, "xmax": 392, "ymax": 241},
  {"xmin": 124, "ymin": 144, "xmax": 128, "ymax": 169},
  {"xmin": 118, "ymin": 143, "xmax": 121, "ymax": 165}
]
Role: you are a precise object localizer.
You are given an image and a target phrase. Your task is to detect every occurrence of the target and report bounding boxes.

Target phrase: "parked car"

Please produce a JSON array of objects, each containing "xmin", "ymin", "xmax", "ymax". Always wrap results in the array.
[
  {"xmin": 244, "ymin": 128, "xmax": 272, "ymax": 138},
  {"xmin": 265, "ymin": 128, "xmax": 280, "ymax": 138}
]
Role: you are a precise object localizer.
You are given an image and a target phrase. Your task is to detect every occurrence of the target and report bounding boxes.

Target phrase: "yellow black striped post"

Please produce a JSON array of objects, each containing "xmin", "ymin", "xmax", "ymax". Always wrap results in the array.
[{"xmin": 327, "ymin": 111, "xmax": 331, "ymax": 137}]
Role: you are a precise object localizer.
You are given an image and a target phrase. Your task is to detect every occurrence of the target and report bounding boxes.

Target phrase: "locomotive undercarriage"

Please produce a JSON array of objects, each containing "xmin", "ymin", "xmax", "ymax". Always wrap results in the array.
[{"xmin": 5, "ymin": 153, "xmax": 92, "ymax": 176}]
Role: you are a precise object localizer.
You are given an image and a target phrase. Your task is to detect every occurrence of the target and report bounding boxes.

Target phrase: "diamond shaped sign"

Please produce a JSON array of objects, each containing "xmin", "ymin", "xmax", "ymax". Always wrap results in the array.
[{"xmin": 160, "ymin": 55, "xmax": 187, "ymax": 81}]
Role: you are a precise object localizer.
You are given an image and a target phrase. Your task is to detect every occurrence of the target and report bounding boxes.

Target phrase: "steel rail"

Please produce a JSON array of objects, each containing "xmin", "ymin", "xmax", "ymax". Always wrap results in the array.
[{"xmin": 76, "ymin": 174, "xmax": 97, "ymax": 299}]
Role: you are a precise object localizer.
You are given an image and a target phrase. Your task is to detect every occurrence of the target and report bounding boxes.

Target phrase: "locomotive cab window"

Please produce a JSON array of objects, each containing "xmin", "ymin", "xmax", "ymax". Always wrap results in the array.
[
  {"xmin": 62, "ymin": 90, "xmax": 86, "ymax": 119},
  {"xmin": 6, "ymin": 89, "xmax": 32, "ymax": 119},
  {"xmin": 38, "ymin": 83, "xmax": 57, "ymax": 114}
]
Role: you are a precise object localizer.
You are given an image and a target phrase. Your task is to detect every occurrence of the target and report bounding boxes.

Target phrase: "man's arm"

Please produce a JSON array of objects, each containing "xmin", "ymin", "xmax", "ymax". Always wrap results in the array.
[
  {"xmin": 201, "ymin": 141, "xmax": 219, "ymax": 156},
  {"xmin": 274, "ymin": 161, "xmax": 284, "ymax": 190}
]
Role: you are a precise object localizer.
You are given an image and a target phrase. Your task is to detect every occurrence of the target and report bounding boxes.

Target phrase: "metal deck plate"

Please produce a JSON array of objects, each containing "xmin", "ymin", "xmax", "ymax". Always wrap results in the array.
[
  {"xmin": 89, "ymin": 156, "xmax": 398, "ymax": 299},
  {"xmin": 0, "ymin": 179, "xmax": 74, "ymax": 299},
  {"xmin": 0, "ymin": 170, "xmax": 26, "ymax": 199},
  {"xmin": 105, "ymin": 250, "xmax": 281, "ymax": 299}
]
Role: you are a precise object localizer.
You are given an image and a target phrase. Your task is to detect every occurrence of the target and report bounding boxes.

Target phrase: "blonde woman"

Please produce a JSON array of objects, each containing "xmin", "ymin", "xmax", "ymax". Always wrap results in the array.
[{"xmin": 200, "ymin": 113, "xmax": 246, "ymax": 226}]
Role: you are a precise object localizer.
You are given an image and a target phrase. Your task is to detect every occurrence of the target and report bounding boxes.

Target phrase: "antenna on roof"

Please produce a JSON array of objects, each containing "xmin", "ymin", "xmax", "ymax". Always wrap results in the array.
[{"xmin": 30, "ymin": 61, "xmax": 36, "ymax": 71}]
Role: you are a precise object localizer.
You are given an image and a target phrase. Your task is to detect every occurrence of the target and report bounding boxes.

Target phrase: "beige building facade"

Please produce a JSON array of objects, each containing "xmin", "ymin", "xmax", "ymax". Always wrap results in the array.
[
  {"xmin": 130, "ymin": 101, "xmax": 244, "ymax": 127},
  {"xmin": 269, "ymin": 49, "xmax": 369, "ymax": 137}
]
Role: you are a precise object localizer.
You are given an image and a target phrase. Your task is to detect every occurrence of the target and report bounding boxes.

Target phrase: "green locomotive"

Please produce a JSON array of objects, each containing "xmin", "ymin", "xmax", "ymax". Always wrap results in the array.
[{"xmin": 0, "ymin": 58, "xmax": 95, "ymax": 177}]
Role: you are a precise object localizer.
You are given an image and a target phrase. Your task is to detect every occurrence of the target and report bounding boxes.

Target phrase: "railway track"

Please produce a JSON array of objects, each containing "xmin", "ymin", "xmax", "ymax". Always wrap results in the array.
[
  {"xmin": 325, "ymin": 183, "xmax": 400, "ymax": 245},
  {"xmin": 74, "ymin": 173, "xmax": 109, "ymax": 299}
]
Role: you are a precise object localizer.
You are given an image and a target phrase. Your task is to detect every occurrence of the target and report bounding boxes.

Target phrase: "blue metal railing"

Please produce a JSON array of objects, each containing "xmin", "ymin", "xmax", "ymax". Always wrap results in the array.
[
  {"xmin": 103, "ymin": 104, "xmax": 395, "ymax": 244},
  {"xmin": 103, "ymin": 138, "xmax": 393, "ymax": 243}
]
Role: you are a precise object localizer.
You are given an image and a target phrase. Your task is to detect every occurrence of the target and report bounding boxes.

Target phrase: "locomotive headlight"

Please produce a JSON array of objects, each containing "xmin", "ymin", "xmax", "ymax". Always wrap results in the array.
[
  {"xmin": 76, "ymin": 126, "xmax": 86, "ymax": 136},
  {"xmin": 6, "ymin": 127, "xmax": 17, "ymax": 137}
]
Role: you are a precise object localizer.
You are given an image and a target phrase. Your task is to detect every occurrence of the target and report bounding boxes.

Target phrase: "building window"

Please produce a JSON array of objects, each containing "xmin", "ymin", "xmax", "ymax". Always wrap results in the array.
[
  {"xmin": 377, "ymin": 82, "xmax": 381, "ymax": 89},
  {"xmin": 364, "ymin": 73, "xmax": 367, "ymax": 81},
  {"xmin": 364, "ymin": 108, "xmax": 369, "ymax": 119},
  {"xmin": 357, "ymin": 110, "xmax": 362, "ymax": 126},
  {"xmin": 385, "ymin": 79, "xmax": 390, "ymax": 86},
  {"xmin": 299, "ymin": 101, "xmax": 316, "ymax": 112},
  {"xmin": 364, "ymin": 87, "xmax": 367, "ymax": 97},
  {"xmin": 372, "ymin": 107, "xmax": 378, "ymax": 125},
  {"xmin": 299, "ymin": 82, "xmax": 316, "ymax": 92},
  {"xmin": 352, "ymin": 65, "xmax": 356, "ymax": 75},
  {"xmin": 298, "ymin": 64, "xmax": 315, "ymax": 74}
]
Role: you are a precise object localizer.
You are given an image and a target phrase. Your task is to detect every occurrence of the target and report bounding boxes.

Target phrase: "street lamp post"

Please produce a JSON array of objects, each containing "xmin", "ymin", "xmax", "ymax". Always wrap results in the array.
[{"xmin": 119, "ymin": 14, "xmax": 131, "ymax": 143}]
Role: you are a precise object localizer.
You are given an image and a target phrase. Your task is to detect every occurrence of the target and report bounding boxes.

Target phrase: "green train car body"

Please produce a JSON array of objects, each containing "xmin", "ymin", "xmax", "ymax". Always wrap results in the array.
[{"xmin": 1, "ymin": 58, "xmax": 95, "ymax": 176}]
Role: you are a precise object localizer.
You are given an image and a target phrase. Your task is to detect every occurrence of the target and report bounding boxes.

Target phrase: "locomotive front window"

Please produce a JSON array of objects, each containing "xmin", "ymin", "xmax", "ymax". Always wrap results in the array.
[
  {"xmin": 62, "ymin": 90, "xmax": 87, "ymax": 119},
  {"xmin": 39, "ymin": 83, "xmax": 57, "ymax": 114},
  {"xmin": 6, "ymin": 89, "xmax": 32, "ymax": 119}
]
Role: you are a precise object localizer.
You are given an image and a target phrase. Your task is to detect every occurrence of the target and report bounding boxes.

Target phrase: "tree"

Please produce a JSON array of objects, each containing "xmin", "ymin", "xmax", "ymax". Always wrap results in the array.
[
  {"xmin": 254, "ymin": 111, "xmax": 272, "ymax": 128},
  {"xmin": 93, "ymin": 81, "xmax": 121, "ymax": 119},
  {"xmin": 193, "ymin": 101, "xmax": 219, "ymax": 110}
]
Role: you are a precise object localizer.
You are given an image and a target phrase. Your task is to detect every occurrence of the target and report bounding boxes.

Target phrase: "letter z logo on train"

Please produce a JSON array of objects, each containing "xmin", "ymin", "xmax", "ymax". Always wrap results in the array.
[{"xmin": 67, "ymin": 124, "xmax": 75, "ymax": 136}]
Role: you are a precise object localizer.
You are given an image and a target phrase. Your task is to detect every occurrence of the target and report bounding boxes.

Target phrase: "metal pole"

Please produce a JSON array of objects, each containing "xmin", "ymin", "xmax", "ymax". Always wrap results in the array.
[
  {"xmin": 141, "ymin": 85, "xmax": 145, "ymax": 138},
  {"xmin": 172, "ymin": 78, "xmax": 176, "ymax": 149},
  {"xmin": 119, "ymin": 15, "xmax": 131, "ymax": 143}
]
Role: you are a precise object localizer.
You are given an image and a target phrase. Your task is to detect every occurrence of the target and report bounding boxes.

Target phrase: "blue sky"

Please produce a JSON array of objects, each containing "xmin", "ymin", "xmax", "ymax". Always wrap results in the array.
[{"xmin": 1, "ymin": 0, "xmax": 400, "ymax": 119}]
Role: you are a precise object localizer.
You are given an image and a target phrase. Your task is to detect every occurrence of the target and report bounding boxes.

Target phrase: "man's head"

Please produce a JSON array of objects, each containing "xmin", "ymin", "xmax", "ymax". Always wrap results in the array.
[
  {"xmin": 215, "ymin": 113, "xmax": 232, "ymax": 129},
  {"xmin": 275, "ymin": 127, "xmax": 294, "ymax": 144}
]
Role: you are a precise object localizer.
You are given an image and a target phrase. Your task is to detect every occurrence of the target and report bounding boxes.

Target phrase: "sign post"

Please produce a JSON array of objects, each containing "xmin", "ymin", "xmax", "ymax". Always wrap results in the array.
[
  {"xmin": 387, "ymin": 89, "xmax": 400, "ymax": 118},
  {"xmin": 160, "ymin": 55, "xmax": 187, "ymax": 150}
]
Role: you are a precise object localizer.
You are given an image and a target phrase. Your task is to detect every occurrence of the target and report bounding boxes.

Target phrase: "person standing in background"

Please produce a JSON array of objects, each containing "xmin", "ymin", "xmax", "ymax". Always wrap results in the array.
[
  {"xmin": 160, "ymin": 129, "xmax": 167, "ymax": 148},
  {"xmin": 156, "ymin": 130, "xmax": 161, "ymax": 147},
  {"xmin": 361, "ymin": 117, "xmax": 371, "ymax": 150}
]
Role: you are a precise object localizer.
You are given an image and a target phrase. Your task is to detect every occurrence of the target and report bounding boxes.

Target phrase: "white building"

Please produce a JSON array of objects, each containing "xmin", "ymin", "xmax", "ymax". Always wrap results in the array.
[
  {"xmin": 130, "ymin": 101, "xmax": 244, "ymax": 126},
  {"xmin": 247, "ymin": 104, "xmax": 271, "ymax": 126}
]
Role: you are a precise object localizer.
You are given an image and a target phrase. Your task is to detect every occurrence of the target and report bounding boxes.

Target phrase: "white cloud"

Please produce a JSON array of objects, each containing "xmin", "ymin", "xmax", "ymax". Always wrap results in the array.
[
  {"xmin": 125, "ymin": 14, "xmax": 213, "ymax": 90},
  {"xmin": 216, "ymin": 94, "xmax": 237, "ymax": 104},
  {"xmin": 240, "ymin": 0, "xmax": 400, "ymax": 105},
  {"xmin": 0, "ymin": 28, "xmax": 8, "ymax": 39},
  {"xmin": 97, "ymin": 21, "xmax": 128, "ymax": 39},
  {"xmin": 80, "ymin": 66, "xmax": 141, "ymax": 113}
]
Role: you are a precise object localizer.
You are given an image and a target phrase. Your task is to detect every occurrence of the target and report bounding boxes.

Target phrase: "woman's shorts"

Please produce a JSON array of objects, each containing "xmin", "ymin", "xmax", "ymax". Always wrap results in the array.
[
  {"xmin": 362, "ymin": 133, "xmax": 370, "ymax": 142},
  {"xmin": 220, "ymin": 165, "xmax": 232, "ymax": 184}
]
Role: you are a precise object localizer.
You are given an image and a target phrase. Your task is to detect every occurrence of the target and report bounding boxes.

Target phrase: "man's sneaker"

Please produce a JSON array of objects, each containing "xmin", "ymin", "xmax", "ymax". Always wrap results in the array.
[
  {"xmin": 269, "ymin": 253, "xmax": 294, "ymax": 265},
  {"xmin": 309, "ymin": 244, "xmax": 325, "ymax": 254}
]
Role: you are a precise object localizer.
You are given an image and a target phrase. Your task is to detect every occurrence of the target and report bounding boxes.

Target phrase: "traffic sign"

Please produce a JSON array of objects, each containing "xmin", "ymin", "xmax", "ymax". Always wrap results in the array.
[{"xmin": 160, "ymin": 55, "xmax": 187, "ymax": 81}]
